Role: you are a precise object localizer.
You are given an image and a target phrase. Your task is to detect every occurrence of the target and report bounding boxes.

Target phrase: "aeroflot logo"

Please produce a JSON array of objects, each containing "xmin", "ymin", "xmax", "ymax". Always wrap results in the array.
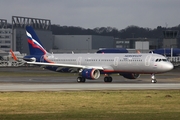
[
  {"xmin": 124, "ymin": 55, "xmax": 142, "ymax": 57},
  {"xmin": 26, "ymin": 31, "xmax": 47, "ymax": 54}
]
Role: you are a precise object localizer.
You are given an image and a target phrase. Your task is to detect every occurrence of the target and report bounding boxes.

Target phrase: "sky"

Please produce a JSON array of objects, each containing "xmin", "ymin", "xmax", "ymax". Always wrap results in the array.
[{"xmin": 0, "ymin": 0, "xmax": 180, "ymax": 30}]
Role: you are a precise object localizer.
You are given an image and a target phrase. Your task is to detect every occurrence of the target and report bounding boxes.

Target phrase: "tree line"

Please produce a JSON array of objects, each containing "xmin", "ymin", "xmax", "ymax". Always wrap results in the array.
[
  {"xmin": 51, "ymin": 24, "xmax": 180, "ymax": 39},
  {"xmin": 6, "ymin": 23, "xmax": 180, "ymax": 39}
]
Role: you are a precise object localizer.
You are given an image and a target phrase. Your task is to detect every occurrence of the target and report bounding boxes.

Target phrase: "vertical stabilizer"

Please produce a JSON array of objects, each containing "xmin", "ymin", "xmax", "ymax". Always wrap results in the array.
[{"xmin": 26, "ymin": 26, "xmax": 47, "ymax": 55}]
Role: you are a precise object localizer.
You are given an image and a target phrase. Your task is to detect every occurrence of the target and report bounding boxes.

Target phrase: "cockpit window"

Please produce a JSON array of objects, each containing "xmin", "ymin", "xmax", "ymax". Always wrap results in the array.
[
  {"xmin": 162, "ymin": 59, "xmax": 167, "ymax": 61},
  {"xmin": 155, "ymin": 58, "xmax": 167, "ymax": 62}
]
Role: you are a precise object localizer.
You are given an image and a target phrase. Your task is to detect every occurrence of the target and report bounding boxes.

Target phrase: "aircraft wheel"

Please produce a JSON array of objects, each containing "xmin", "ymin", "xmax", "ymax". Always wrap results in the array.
[
  {"xmin": 104, "ymin": 76, "xmax": 112, "ymax": 82},
  {"xmin": 77, "ymin": 77, "xmax": 86, "ymax": 83},
  {"xmin": 151, "ymin": 79, "xmax": 157, "ymax": 83},
  {"xmin": 108, "ymin": 76, "xmax": 112, "ymax": 82},
  {"xmin": 151, "ymin": 74, "xmax": 157, "ymax": 83},
  {"xmin": 81, "ymin": 78, "xmax": 86, "ymax": 82},
  {"xmin": 104, "ymin": 77, "xmax": 108, "ymax": 82}
]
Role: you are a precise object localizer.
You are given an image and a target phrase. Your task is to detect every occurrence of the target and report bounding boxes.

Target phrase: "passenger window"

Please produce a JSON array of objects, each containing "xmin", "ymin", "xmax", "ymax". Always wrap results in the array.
[
  {"xmin": 155, "ymin": 59, "xmax": 158, "ymax": 62},
  {"xmin": 159, "ymin": 59, "xmax": 161, "ymax": 62}
]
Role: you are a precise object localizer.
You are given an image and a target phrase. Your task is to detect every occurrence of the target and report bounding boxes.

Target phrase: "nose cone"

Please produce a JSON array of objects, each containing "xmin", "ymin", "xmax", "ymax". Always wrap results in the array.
[{"xmin": 165, "ymin": 63, "xmax": 174, "ymax": 71}]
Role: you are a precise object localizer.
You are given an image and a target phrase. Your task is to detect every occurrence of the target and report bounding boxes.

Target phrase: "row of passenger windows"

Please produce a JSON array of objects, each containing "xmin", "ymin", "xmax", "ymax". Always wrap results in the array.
[
  {"xmin": 49, "ymin": 59, "xmax": 76, "ymax": 61},
  {"xmin": 86, "ymin": 59, "xmax": 142, "ymax": 62},
  {"xmin": 155, "ymin": 59, "xmax": 167, "ymax": 62},
  {"xmin": 86, "ymin": 59, "xmax": 114, "ymax": 62},
  {"xmin": 48, "ymin": 58, "xmax": 142, "ymax": 62},
  {"xmin": 122, "ymin": 59, "xmax": 142, "ymax": 62}
]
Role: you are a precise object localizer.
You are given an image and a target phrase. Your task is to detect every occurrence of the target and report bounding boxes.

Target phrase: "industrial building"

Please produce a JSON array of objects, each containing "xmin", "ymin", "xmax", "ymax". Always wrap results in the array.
[
  {"xmin": 0, "ymin": 16, "xmax": 53, "ymax": 67},
  {"xmin": 52, "ymin": 35, "xmax": 115, "ymax": 53},
  {"xmin": 0, "ymin": 15, "xmax": 180, "ymax": 67},
  {"xmin": 0, "ymin": 19, "xmax": 12, "ymax": 52},
  {"xmin": 163, "ymin": 30, "xmax": 180, "ymax": 48},
  {"xmin": 12, "ymin": 16, "xmax": 53, "ymax": 54},
  {"xmin": 115, "ymin": 37, "xmax": 162, "ymax": 53},
  {"xmin": 0, "ymin": 16, "xmax": 115, "ymax": 67}
]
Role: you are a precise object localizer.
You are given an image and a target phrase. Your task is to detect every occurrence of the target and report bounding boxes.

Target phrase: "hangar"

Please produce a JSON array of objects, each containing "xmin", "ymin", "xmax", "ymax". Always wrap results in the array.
[
  {"xmin": 12, "ymin": 16, "xmax": 53, "ymax": 54},
  {"xmin": 53, "ymin": 35, "xmax": 115, "ymax": 53}
]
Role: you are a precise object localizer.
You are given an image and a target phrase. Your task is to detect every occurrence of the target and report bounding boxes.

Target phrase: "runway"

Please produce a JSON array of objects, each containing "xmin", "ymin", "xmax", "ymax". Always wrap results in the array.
[
  {"xmin": 0, "ymin": 83, "xmax": 180, "ymax": 91},
  {"xmin": 0, "ymin": 67, "xmax": 180, "ymax": 91}
]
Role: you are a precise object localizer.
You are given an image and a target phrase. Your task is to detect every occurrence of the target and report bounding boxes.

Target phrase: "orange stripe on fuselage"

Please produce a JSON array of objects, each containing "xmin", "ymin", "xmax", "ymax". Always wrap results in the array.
[{"xmin": 43, "ymin": 55, "xmax": 54, "ymax": 63}]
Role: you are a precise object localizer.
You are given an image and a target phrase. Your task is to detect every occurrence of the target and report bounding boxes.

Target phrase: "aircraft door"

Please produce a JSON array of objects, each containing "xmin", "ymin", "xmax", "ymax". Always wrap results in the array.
[
  {"xmin": 114, "ymin": 57, "xmax": 119, "ymax": 66},
  {"xmin": 77, "ymin": 57, "xmax": 82, "ymax": 65},
  {"xmin": 145, "ymin": 55, "xmax": 151, "ymax": 66}
]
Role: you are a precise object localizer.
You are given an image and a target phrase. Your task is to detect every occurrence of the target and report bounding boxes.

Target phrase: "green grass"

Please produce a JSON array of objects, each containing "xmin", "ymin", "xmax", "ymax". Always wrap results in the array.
[{"xmin": 0, "ymin": 90, "xmax": 180, "ymax": 120}]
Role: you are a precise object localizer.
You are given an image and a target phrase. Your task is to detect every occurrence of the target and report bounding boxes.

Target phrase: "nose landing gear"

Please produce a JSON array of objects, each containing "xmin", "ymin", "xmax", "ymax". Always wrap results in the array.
[{"xmin": 151, "ymin": 74, "xmax": 157, "ymax": 83}]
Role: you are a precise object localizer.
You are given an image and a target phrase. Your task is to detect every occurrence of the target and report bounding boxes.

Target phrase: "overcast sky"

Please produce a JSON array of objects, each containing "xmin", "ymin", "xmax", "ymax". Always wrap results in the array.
[{"xmin": 0, "ymin": 0, "xmax": 180, "ymax": 30}]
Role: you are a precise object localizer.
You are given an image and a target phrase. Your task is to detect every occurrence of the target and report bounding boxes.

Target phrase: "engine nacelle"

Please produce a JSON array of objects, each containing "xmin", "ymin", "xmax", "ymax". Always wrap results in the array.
[
  {"xmin": 81, "ymin": 69, "xmax": 100, "ymax": 80},
  {"xmin": 120, "ymin": 73, "xmax": 140, "ymax": 79}
]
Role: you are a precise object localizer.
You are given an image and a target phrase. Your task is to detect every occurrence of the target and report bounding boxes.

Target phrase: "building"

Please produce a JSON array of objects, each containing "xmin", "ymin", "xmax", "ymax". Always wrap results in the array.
[
  {"xmin": 163, "ymin": 30, "xmax": 179, "ymax": 48},
  {"xmin": 52, "ymin": 35, "xmax": 115, "ymax": 53},
  {"xmin": 115, "ymin": 37, "xmax": 162, "ymax": 53},
  {"xmin": 0, "ymin": 28, "xmax": 12, "ymax": 52},
  {"xmin": 0, "ymin": 19, "xmax": 12, "ymax": 52},
  {"xmin": 12, "ymin": 16, "xmax": 53, "ymax": 54}
]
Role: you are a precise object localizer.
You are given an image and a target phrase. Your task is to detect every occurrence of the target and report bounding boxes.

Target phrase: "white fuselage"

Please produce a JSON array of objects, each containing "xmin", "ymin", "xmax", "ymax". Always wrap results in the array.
[{"xmin": 42, "ymin": 53, "xmax": 173, "ymax": 74}]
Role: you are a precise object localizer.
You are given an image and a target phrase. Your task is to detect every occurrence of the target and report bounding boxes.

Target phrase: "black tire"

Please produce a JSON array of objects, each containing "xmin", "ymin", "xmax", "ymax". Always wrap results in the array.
[
  {"xmin": 108, "ymin": 76, "xmax": 112, "ymax": 82},
  {"xmin": 104, "ymin": 76, "xmax": 112, "ymax": 82},
  {"xmin": 77, "ymin": 77, "xmax": 82, "ymax": 83},
  {"xmin": 151, "ymin": 79, "xmax": 157, "ymax": 83},
  {"xmin": 77, "ymin": 77, "xmax": 86, "ymax": 83},
  {"xmin": 104, "ymin": 77, "xmax": 108, "ymax": 82},
  {"xmin": 81, "ymin": 78, "xmax": 86, "ymax": 82}
]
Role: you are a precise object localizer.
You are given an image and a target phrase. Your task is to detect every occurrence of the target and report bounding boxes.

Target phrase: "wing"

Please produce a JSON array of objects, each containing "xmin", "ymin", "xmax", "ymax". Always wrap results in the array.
[{"xmin": 26, "ymin": 61, "xmax": 104, "ymax": 70}]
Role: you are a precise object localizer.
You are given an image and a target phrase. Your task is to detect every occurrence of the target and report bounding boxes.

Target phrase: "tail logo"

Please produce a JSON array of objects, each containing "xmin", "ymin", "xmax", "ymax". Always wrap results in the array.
[{"xmin": 26, "ymin": 26, "xmax": 47, "ymax": 55}]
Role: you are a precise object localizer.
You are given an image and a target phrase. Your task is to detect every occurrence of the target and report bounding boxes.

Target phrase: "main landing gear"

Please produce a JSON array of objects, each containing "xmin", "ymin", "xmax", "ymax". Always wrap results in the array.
[
  {"xmin": 77, "ymin": 76, "xmax": 113, "ymax": 83},
  {"xmin": 77, "ymin": 77, "xmax": 86, "ymax": 83},
  {"xmin": 151, "ymin": 74, "xmax": 157, "ymax": 83},
  {"xmin": 104, "ymin": 76, "xmax": 112, "ymax": 82}
]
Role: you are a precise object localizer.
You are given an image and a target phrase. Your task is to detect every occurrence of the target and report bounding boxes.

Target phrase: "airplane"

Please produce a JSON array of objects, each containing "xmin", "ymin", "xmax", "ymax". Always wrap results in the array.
[
  {"xmin": 152, "ymin": 48, "xmax": 180, "ymax": 57},
  {"xmin": 96, "ymin": 48, "xmax": 128, "ymax": 53},
  {"xmin": 18, "ymin": 26, "xmax": 174, "ymax": 83}
]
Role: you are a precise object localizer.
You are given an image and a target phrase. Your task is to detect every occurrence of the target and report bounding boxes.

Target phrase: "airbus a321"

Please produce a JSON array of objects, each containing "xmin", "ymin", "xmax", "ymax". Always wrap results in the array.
[{"xmin": 19, "ymin": 26, "xmax": 174, "ymax": 83}]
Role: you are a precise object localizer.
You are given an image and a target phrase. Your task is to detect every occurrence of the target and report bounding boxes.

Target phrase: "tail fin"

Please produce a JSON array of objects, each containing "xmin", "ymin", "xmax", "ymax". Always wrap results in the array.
[{"xmin": 26, "ymin": 26, "xmax": 47, "ymax": 55}]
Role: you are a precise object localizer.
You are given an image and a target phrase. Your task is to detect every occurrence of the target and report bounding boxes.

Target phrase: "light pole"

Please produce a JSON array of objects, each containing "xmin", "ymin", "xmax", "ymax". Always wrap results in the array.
[
  {"xmin": 86, "ymin": 38, "xmax": 90, "ymax": 52},
  {"xmin": 141, "ymin": 39, "xmax": 143, "ymax": 53},
  {"xmin": 171, "ymin": 46, "xmax": 173, "ymax": 61}
]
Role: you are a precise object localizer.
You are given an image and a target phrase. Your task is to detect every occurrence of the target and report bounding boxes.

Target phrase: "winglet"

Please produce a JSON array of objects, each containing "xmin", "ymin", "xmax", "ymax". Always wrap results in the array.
[{"xmin": 10, "ymin": 49, "xmax": 18, "ymax": 61}]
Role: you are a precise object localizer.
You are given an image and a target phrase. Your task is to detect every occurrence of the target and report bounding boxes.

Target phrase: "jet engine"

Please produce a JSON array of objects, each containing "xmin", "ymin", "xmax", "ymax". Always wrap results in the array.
[
  {"xmin": 120, "ymin": 73, "xmax": 140, "ymax": 79},
  {"xmin": 81, "ymin": 69, "xmax": 100, "ymax": 80}
]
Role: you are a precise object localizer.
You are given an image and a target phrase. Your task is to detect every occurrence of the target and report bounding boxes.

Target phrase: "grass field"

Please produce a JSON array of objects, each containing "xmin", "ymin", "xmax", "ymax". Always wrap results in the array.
[{"xmin": 0, "ymin": 90, "xmax": 180, "ymax": 120}]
